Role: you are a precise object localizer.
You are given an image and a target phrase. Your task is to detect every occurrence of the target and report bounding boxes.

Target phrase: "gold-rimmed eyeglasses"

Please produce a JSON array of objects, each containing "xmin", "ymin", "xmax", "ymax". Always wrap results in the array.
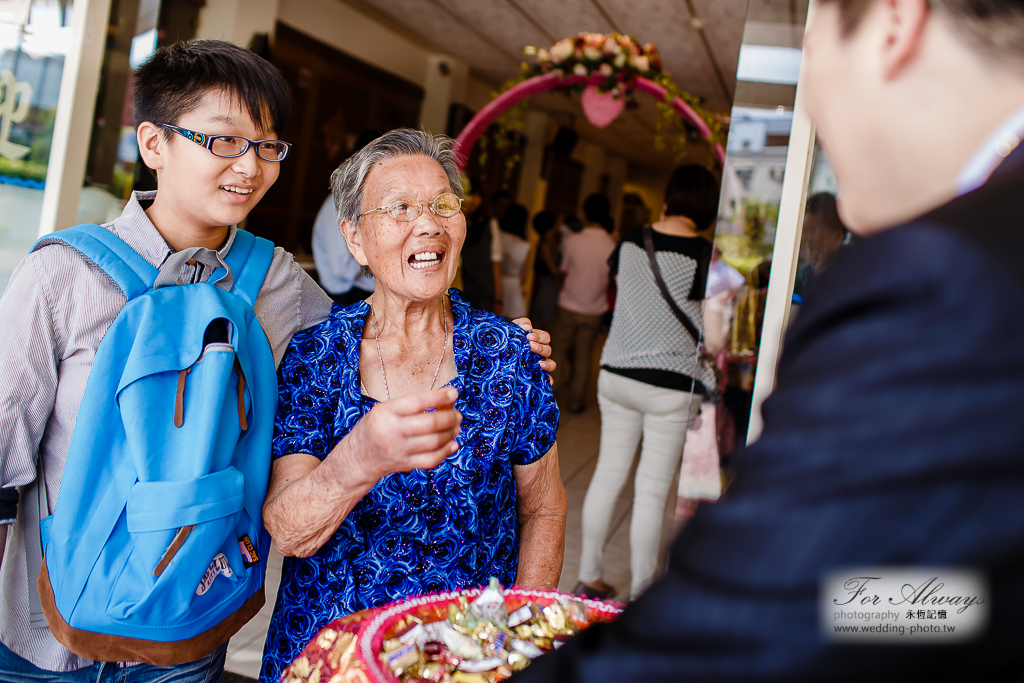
[{"xmin": 359, "ymin": 193, "xmax": 463, "ymax": 222}]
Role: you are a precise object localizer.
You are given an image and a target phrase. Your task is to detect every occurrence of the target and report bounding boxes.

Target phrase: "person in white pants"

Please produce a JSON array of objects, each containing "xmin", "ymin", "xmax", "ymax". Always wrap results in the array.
[
  {"xmin": 574, "ymin": 164, "xmax": 719, "ymax": 600},
  {"xmin": 579, "ymin": 372, "xmax": 703, "ymax": 598}
]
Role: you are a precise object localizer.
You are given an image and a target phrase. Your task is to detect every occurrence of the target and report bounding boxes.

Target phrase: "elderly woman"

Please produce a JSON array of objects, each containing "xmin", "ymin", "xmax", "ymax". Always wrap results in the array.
[{"xmin": 258, "ymin": 129, "xmax": 567, "ymax": 681}]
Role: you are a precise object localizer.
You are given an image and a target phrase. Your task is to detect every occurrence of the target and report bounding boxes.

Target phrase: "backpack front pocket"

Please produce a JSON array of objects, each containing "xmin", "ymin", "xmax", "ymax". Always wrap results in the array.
[{"xmin": 107, "ymin": 467, "xmax": 247, "ymax": 622}]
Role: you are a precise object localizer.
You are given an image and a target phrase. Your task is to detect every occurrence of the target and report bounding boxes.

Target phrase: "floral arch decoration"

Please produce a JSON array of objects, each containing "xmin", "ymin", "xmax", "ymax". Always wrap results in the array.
[{"xmin": 454, "ymin": 32, "xmax": 727, "ymax": 172}]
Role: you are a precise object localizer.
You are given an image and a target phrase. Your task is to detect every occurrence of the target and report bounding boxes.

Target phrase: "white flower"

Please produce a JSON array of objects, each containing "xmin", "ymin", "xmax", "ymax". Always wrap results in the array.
[
  {"xmin": 614, "ymin": 53, "xmax": 626, "ymax": 68},
  {"xmin": 537, "ymin": 48, "xmax": 550, "ymax": 63},
  {"xmin": 573, "ymin": 63, "xmax": 588, "ymax": 76},
  {"xmin": 550, "ymin": 39, "xmax": 574, "ymax": 63},
  {"xmin": 629, "ymin": 54, "xmax": 650, "ymax": 72},
  {"xmin": 603, "ymin": 36, "xmax": 619, "ymax": 55},
  {"xmin": 584, "ymin": 46, "xmax": 601, "ymax": 61},
  {"xmin": 600, "ymin": 63, "xmax": 614, "ymax": 76}
]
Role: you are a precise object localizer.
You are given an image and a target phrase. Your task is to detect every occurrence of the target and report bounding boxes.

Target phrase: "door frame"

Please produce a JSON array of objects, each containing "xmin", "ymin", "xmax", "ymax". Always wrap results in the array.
[{"xmin": 746, "ymin": 0, "xmax": 818, "ymax": 443}]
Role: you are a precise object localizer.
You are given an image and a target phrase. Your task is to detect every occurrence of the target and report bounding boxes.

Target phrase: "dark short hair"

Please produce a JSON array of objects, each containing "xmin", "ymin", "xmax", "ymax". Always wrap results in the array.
[
  {"xmin": 582, "ymin": 193, "xmax": 611, "ymax": 224},
  {"xmin": 564, "ymin": 215, "xmax": 584, "ymax": 233},
  {"xmin": 663, "ymin": 164, "xmax": 719, "ymax": 231},
  {"xmin": 133, "ymin": 40, "xmax": 291, "ymax": 137},
  {"xmin": 805, "ymin": 192, "xmax": 847, "ymax": 237},
  {"xmin": 500, "ymin": 204, "xmax": 529, "ymax": 239},
  {"xmin": 817, "ymin": 0, "xmax": 875, "ymax": 33},
  {"xmin": 820, "ymin": 0, "xmax": 1024, "ymax": 61},
  {"xmin": 532, "ymin": 210, "xmax": 557, "ymax": 235}
]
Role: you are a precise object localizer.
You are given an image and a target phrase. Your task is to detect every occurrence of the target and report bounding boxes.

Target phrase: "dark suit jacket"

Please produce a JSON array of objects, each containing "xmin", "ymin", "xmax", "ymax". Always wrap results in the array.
[{"xmin": 516, "ymin": 148, "xmax": 1024, "ymax": 681}]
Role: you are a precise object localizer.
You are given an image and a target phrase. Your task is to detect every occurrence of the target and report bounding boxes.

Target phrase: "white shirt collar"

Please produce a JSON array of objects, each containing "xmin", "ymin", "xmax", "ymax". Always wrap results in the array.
[{"xmin": 957, "ymin": 103, "xmax": 1024, "ymax": 195}]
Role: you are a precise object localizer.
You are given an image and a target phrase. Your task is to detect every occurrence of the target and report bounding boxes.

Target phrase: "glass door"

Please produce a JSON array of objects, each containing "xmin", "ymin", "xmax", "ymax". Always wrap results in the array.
[
  {"xmin": 744, "ymin": 0, "xmax": 846, "ymax": 442},
  {"xmin": 0, "ymin": 0, "xmax": 73, "ymax": 291},
  {"xmin": 707, "ymin": 0, "xmax": 810, "ymax": 448}
]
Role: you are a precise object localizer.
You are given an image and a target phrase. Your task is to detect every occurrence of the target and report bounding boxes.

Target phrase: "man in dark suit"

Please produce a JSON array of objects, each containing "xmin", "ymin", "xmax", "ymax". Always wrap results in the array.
[{"xmin": 516, "ymin": 0, "xmax": 1024, "ymax": 680}]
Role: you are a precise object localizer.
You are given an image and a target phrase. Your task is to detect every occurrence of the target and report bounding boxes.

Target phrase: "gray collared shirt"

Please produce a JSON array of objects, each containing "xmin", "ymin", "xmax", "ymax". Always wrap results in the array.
[{"xmin": 0, "ymin": 191, "xmax": 332, "ymax": 671}]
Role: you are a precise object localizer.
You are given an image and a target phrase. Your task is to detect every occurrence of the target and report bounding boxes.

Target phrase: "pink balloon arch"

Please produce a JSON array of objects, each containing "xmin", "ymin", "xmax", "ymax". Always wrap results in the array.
[{"xmin": 453, "ymin": 72, "xmax": 726, "ymax": 170}]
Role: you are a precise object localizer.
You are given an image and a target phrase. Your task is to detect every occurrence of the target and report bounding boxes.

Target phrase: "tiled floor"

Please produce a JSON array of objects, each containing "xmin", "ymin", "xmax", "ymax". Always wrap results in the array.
[{"xmin": 225, "ymin": 373, "xmax": 683, "ymax": 678}]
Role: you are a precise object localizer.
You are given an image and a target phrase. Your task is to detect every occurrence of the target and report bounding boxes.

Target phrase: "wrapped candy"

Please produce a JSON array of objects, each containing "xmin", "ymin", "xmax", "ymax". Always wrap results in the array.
[
  {"xmin": 344, "ymin": 579, "xmax": 620, "ymax": 683},
  {"xmin": 509, "ymin": 639, "xmax": 544, "ymax": 660},
  {"xmin": 529, "ymin": 620, "xmax": 555, "ymax": 640},
  {"xmin": 438, "ymin": 621, "xmax": 484, "ymax": 661},
  {"xmin": 506, "ymin": 603, "xmax": 542, "ymax": 629},
  {"xmin": 559, "ymin": 597, "xmax": 591, "ymax": 626},
  {"xmin": 488, "ymin": 631, "xmax": 509, "ymax": 656},
  {"xmin": 456, "ymin": 657, "xmax": 506, "ymax": 673},
  {"xmin": 398, "ymin": 623, "xmax": 429, "ymax": 647},
  {"xmin": 420, "ymin": 662, "xmax": 448, "ymax": 682},
  {"xmin": 507, "ymin": 651, "xmax": 530, "ymax": 672},
  {"xmin": 541, "ymin": 602, "xmax": 577, "ymax": 637},
  {"xmin": 450, "ymin": 674, "xmax": 487, "ymax": 683},
  {"xmin": 491, "ymin": 665, "xmax": 514, "ymax": 681},
  {"xmin": 382, "ymin": 643, "xmax": 421, "ymax": 677},
  {"xmin": 467, "ymin": 578, "xmax": 508, "ymax": 627},
  {"xmin": 541, "ymin": 603, "xmax": 567, "ymax": 631}
]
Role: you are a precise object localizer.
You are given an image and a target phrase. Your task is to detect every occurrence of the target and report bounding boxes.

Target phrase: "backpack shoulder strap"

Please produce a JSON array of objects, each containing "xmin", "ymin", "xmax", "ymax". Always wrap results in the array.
[
  {"xmin": 33, "ymin": 225, "xmax": 157, "ymax": 301},
  {"xmin": 223, "ymin": 230, "xmax": 276, "ymax": 308}
]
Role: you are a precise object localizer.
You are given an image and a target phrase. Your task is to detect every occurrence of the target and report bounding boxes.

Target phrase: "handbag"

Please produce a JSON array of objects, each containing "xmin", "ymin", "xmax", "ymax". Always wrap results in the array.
[{"xmin": 678, "ymin": 403, "xmax": 724, "ymax": 501}]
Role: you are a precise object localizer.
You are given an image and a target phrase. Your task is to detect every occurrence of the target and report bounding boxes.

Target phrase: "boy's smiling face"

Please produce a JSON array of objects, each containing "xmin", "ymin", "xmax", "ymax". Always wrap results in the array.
[{"xmin": 138, "ymin": 88, "xmax": 281, "ymax": 249}]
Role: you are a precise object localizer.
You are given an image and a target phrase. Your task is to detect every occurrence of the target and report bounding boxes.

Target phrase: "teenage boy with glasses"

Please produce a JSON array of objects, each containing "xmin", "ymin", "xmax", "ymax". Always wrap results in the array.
[{"xmin": 0, "ymin": 40, "xmax": 552, "ymax": 681}]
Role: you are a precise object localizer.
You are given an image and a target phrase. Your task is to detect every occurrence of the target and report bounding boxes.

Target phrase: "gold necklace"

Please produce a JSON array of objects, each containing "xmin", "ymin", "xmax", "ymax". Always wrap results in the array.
[{"xmin": 369, "ymin": 293, "xmax": 448, "ymax": 401}]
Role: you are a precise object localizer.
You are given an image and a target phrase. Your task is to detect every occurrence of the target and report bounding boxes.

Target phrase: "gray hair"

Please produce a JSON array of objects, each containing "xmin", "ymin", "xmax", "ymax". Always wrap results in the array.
[{"xmin": 330, "ymin": 128, "xmax": 464, "ymax": 225}]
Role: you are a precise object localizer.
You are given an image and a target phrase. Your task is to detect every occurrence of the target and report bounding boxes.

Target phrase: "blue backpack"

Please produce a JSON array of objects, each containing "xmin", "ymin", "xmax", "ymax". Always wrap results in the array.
[{"xmin": 26, "ymin": 225, "xmax": 277, "ymax": 665}]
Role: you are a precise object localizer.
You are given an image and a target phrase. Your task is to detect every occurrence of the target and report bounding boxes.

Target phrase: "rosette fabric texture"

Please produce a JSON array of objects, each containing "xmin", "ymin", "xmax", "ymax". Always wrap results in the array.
[{"xmin": 261, "ymin": 289, "xmax": 559, "ymax": 682}]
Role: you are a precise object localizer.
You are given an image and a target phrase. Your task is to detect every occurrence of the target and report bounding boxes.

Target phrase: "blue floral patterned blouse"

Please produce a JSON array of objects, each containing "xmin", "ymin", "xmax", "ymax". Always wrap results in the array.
[{"xmin": 259, "ymin": 289, "xmax": 558, "ymax": 682}]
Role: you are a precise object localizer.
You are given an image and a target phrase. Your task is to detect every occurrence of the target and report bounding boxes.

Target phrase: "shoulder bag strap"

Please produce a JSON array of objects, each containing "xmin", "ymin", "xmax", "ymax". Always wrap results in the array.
[{"xmin": 642, "ymin": 225, "xmax": 701, "ymax": 345}]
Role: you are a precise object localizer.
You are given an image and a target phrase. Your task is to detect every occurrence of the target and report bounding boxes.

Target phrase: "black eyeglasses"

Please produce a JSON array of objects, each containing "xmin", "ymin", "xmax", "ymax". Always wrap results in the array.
[{"xmin": 158, "ymin": 123, "xmax": 291, "ymax": 162}]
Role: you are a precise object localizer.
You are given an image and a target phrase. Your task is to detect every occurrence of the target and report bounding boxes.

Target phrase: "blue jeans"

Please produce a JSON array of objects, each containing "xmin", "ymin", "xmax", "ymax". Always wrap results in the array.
[{"xmin": 0, "ymin": 640, "xmax": 226, "ymax": 683}]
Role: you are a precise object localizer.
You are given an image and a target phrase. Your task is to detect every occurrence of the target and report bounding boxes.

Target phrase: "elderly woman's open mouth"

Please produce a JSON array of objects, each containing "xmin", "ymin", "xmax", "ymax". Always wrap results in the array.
[{"xmin": 409, "ymin": 249, "xmax": 447, "ymax": 270}]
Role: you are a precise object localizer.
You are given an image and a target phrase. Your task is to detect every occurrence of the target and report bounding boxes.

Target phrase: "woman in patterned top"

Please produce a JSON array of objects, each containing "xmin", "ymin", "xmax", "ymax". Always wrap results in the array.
[
  {"xmin": 574, "ymin": 165, "xmax": 717, "ymax": 602},
  {"xmin": 258, "ymin": 129, "xmax": 567, "ymax": 682}
]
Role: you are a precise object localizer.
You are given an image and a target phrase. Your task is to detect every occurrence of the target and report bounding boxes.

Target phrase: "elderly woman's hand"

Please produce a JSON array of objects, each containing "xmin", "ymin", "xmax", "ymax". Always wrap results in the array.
[
  {"xmin": 263, "ymin": 387, "xmax": 461, "ymax": 558},
  {"xmin": 342, "ymin": 387, "xmax": 462, "ymax": 488},
  {"xmin": 512, "ymin": 318, "xmax": 556, "ymax": 374}
]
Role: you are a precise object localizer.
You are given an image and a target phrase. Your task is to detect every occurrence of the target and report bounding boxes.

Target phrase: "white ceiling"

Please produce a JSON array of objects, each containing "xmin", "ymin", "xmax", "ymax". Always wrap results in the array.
[
  {"xmin": 348, "ymin": 0, "xmax": 750, "ymax": 111},
  {"xmin": 340, "ymin": 0, "xmax": 807, "ymax": 169}
]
